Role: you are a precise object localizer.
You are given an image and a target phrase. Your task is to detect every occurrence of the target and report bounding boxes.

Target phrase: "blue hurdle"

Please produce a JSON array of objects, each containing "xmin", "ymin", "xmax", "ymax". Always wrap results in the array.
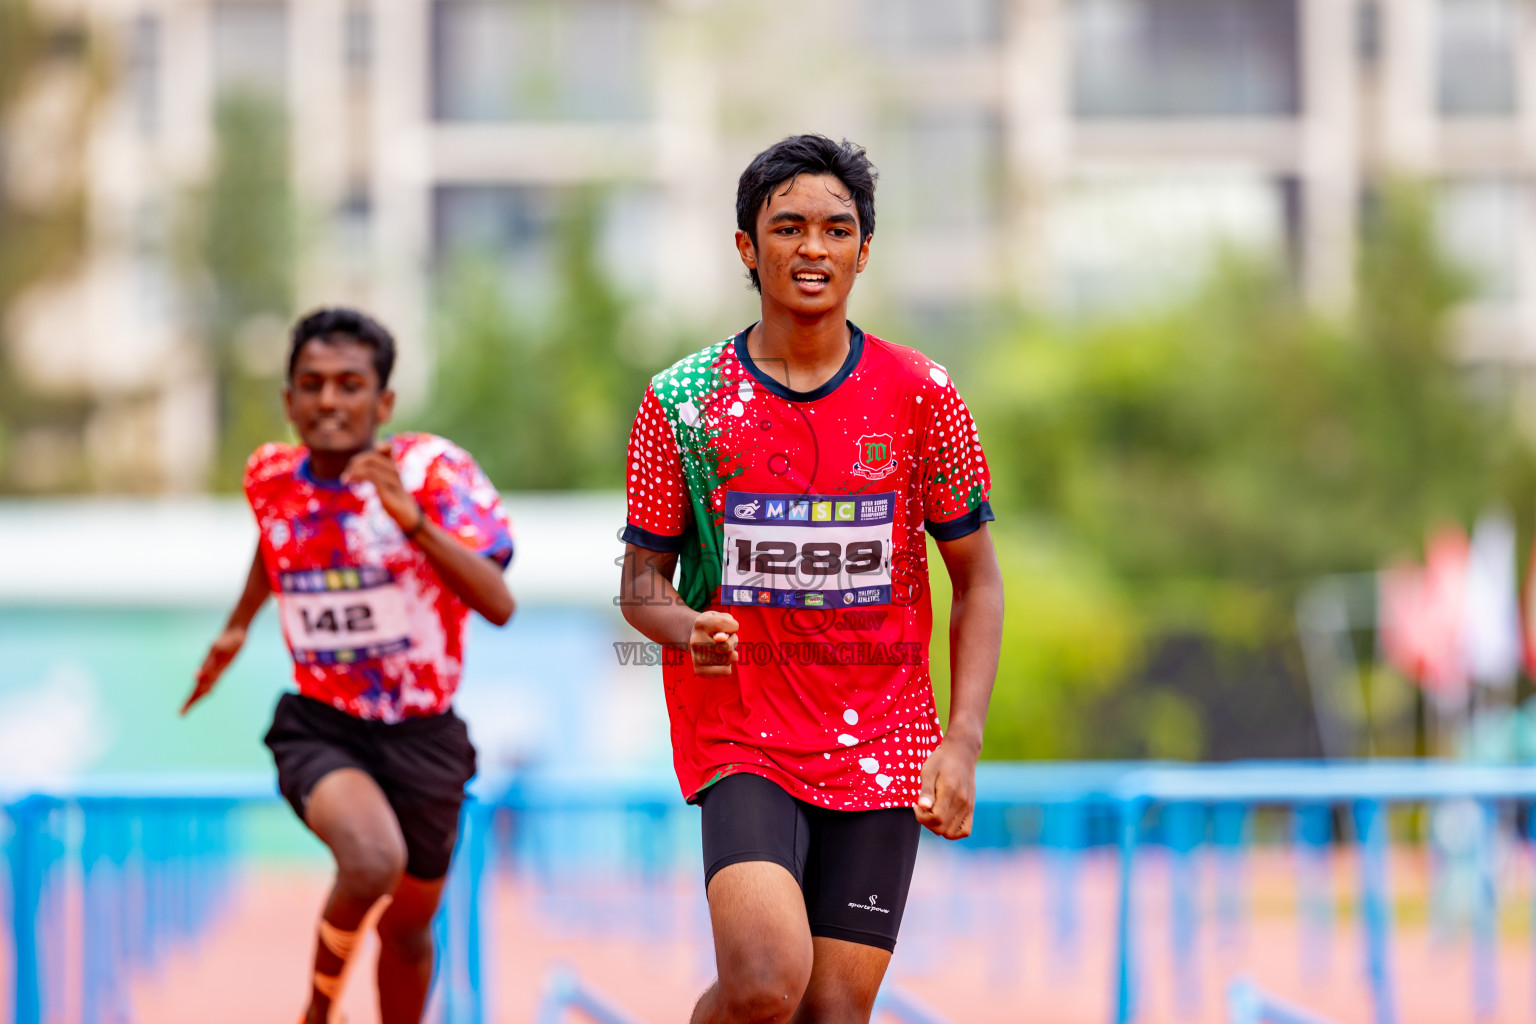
[
  {"xmin": 7, "ymin": 761, "xmax": 1536, "ymax": 1024},
  {"xmin": 1227, "ymin": 978, "xmax": 1345, "ymax": 1024},
  {"xmin": 533, "ymin": 966, "xmax": 648, "ymax": 1024},
  {"xmin": 4, "ymin": 779, "xmax": 260, "ymax": 1024}
]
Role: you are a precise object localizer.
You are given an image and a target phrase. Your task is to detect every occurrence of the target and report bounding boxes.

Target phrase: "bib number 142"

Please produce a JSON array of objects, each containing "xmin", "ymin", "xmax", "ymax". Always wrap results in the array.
[{"xmin": 300, "ymin": 605, "xmax": 375, "ymax": 635}]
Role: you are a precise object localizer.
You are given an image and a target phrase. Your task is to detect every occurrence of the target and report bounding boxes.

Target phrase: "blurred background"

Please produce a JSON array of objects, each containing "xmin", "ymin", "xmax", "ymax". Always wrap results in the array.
[
  {"xmin": 7, "ymin": 0, "xmax": 1536, "ymax": 769},
  {"xmin": 6, "ymin": 0, "xmax": 1536, "ymax": 1021}
]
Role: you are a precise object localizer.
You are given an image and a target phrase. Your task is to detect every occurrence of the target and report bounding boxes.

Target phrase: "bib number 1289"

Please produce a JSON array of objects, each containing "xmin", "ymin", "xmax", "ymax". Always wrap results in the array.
[{"xmin": 732, "ymin": 539, "xmax": 883, "ymax": 576}]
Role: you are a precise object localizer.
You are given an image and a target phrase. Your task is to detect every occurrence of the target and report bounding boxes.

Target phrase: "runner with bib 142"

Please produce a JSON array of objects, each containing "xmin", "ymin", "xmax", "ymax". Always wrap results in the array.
[{"xmin": 183, "ymin": 308, "xmax": 515, "ymax": 1024}]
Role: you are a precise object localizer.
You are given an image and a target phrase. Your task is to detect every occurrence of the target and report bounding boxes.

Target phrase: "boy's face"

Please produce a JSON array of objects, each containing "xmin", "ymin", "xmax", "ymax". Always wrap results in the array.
[
  {"xmin": 283, "ymin": 337, "xmax": 394, "ymax": 454},
  {"xmin": 736, "ymin": 172, "xmax": 871, "ymax": 319}
]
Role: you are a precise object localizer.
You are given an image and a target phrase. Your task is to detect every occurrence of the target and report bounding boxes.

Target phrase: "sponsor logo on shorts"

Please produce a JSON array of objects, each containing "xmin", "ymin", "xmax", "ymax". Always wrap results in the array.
[
  {"xmin": 734, "ymin": 500, "xmax": 761, "ymax": 519},
  {"xmin": 847, "ymin": 893, "xmax": 890, "ymax": 914}
]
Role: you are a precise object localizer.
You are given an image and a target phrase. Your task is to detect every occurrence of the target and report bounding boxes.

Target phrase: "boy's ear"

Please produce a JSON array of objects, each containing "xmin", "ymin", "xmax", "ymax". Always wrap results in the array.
[{"xmin": 734, "ymin": 229, "xmax": 758, "ymax": 271}]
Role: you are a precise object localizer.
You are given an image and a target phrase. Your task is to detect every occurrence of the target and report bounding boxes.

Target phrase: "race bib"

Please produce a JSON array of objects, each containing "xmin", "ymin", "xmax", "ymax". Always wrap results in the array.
[
  {"xmin": 277, "ymin": 567, "xmax": 413, "ymax": 665},
  {"xmin": 720, "ymin": 492, "xmax": 894, "ymax": 607}
]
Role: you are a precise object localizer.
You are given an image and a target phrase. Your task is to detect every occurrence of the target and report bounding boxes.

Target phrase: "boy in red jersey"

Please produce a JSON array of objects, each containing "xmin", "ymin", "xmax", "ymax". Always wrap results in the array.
[
  {"xmin": 619, "ymin": 136, "xmax": 1004, "ymax": 1023},
  {"xmin": 183, "ymin": 308, "xmax": 515, "ymax": 1024}
]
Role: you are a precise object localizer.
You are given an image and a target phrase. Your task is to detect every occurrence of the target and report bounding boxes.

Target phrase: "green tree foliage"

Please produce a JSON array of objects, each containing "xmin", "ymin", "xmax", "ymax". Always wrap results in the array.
[
  {"xmin": 957, "ymin": 185, "xmax": 1536, "ymax": 759},
  {"xmin": 927, "ymin": 527, "xmax": 1147, "ymax": 760},
  {"xmin": 415, "ymin": 194, "xmax": 673, "ymax": 490},
  {"xmin": 180, "ymin": 91, "xmax": 295, "ymax": 490},
  {"xmin": 0, "ymin": 0, "xmax": 92, "ymax": 491},
  {"xmin": 0, "ymin": 2, "xmax": 85, "ymax": 311}
]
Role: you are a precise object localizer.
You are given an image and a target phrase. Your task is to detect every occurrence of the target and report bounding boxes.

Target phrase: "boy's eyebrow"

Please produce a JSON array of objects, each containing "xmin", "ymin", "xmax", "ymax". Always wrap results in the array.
[{"xmin": 766, "ymin": 210, "xmax": 857, "ymax": 226}]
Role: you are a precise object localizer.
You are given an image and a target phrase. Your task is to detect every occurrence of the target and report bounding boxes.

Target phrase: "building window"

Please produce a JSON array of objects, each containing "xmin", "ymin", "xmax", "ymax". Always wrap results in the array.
[
  {"xmin": 335, "ymin": 186, "xmax": 373, "ymax": 273},
  {"xmin": 1046, "ymin": 169, "xmax": 1287, "ymax": 314},
  {"xmin": 433, "ymin": 185, "xmax": 659, "ymax": 303},
  {"xmin": 1356, "ymin": 0, "xmax": 1382, "ymax": 65},
  {"xmin": 1437, "ymin": 0, "xmax": 1518, "ymax": 116},
  {"xmin": 1071, "ymin": 0, "xmax": 1300, "ymax": 118},
  {"xmin": 865, "ymin": 0, "xmax": 1003, "ymax": 52},
  {"xmin": 345, "ymin": 0, "xmax": 372, "ymax": 76},
  {"xmin": 211, "ymin": 1, "xmax": 287, "ymax": 98},
  {"xmin": 1436, "ymin": 177, "xmax": 1522, "ymax": 302},
  {"xmin": 431, "ymin": 0, "xmax": 652, "ymax": 122},
  {"xmin": 879, "ymin": 109, "xmax": 1003, "ymax": 233},
  {"xmin": 127, "ymin": 13, "xmax": 160, "ymax": 137},
  {"xmin": 131, "ymin": 200, "xmax": 176, "ymax": 329}
]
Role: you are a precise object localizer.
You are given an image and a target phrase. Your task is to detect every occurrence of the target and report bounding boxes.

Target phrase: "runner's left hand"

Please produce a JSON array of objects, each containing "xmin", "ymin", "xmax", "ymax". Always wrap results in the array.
[
  {"xmin": 342, "ymin": 440, "xmax": 422, "ymax": 533},
  {"xmin": 182, "ymin": 623, "xmax": 247, "ymax": 716},
  {"xmin": 915, "ymin": 736, "xmax": 980, "ymax": 840}
]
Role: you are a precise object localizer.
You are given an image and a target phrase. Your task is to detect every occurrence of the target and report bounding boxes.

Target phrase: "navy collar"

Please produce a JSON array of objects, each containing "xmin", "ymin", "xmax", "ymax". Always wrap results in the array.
[
  {"xmin": 297, "ymin": 453, "xmax": 351, "ymax": 491},
  {"xmin": 733, "ymin": 321, "xmax": 865, "ymax": 403}
]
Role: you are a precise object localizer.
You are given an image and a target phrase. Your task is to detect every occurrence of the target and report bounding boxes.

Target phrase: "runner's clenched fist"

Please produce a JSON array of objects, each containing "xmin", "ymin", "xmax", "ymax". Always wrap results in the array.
[{"xmin": 690, "ymin": 611, "xmax": 739, "ymax": 676}]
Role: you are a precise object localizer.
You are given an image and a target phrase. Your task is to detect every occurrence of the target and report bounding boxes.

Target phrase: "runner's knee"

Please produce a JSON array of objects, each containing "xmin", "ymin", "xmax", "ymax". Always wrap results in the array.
[
  {"xmin": 791, "ymin": 988, "xmax": 877, "ymax": 1024},
  {"xmin": 376, "ymin": 917, "xmax": 434, "ymax": 964},
  {"xmin": 335, "ymin": 833, "xmax": 406, "ymax": 900},
  {"xmin": 718, "ymin": 953, "xmax": 811, "ymax": 1024}
]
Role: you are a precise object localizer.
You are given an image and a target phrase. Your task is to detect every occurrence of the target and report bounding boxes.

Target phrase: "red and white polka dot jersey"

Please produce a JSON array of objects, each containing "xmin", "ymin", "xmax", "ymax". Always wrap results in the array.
[{"xmin": 623, "ymin": 324, "xmax": 993, "ymax": 810}]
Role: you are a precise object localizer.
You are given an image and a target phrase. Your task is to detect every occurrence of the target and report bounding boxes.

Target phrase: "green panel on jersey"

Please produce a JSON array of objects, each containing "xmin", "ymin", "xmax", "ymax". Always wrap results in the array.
[{"xmin": 649, "ymin": 340, "xmax": 741, "ymax": 611}]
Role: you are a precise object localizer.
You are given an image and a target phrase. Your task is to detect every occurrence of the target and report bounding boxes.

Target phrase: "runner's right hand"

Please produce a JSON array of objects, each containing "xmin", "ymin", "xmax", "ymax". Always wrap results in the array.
[
  {"xmin": 182, "ymin": 624, "xmax": 248, "ymax": 715},
  {"xmin": 690, "ymin": 611, "xmax": 739, "ymax": 677}
]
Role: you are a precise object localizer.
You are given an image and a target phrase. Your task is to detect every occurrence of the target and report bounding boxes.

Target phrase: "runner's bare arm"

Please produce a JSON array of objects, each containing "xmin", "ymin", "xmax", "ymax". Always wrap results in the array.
[
  {"xmin": 342, "ymin": 442, "xmax": 514, "ymax": 626},
  {"xmin": 916, "ymin": 524, "xmax": 1004, "ymax": 839},
  {"xmin": 183, "ymin": 544, "xmax": 272, "ymax": 715},
  {"xmin": 618, "ymin": 543, "xmax": 738, "ymax": 676}
]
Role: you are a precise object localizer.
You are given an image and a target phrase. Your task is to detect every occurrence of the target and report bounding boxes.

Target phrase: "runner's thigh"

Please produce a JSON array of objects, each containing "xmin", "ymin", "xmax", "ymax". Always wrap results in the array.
[
  {"xmin": 700, "ymin": 772, "xmax": 811, "ymax": 887},
  {"xmin": 700, "ymin": 773, "xmax": 815, "ymax": 981},
  {"xmin": 370, "ymin": 708, "xmax": 478, "ymax": 880},
  {"xmin": 802, "ymin": 805, "xmax": 920, "ymax": 952}
]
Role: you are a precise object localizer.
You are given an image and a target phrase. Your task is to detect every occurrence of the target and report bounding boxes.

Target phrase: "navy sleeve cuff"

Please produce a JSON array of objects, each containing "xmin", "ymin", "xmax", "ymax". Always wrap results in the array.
[
  {"xmin": 925, "ymin": 500, "xmax": 995, "ymax": 542},
  {"xmin": 621, "ymin": 523, "xmax": 687, "ymax": 553},
  {"xmin": 483, "ymin": 542, "xmax": 514, "ymax": 570}
]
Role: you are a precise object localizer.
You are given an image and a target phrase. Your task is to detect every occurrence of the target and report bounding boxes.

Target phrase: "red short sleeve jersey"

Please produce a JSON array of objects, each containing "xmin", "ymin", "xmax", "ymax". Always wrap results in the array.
[
  {"xmin": 245, "ymin": 432, "xmax": 514, "ymax": 722},
  {"xmin": 622, "ymin": 324, "xmax": 993, "ymax": 810}
]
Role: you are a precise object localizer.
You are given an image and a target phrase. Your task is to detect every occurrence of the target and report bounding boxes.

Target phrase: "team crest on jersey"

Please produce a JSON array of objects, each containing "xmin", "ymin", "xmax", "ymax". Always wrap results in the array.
[{"xmin": 853, "ymin": 433, "xmax": 896, "ymax": 481}]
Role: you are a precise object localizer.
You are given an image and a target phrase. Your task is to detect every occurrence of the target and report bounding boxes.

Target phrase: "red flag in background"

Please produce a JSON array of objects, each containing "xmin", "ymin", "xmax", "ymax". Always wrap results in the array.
[
  {"xmin": 1379, "ymin": 526, "xmax": 1471, "ymax": 711},
  {"xmin": 1522, "ymin": 526, "xmax": 1536, "ymax": 681}
]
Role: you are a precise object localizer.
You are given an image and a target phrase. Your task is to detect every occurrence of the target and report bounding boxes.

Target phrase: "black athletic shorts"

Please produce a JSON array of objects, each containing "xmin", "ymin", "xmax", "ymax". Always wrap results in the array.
[
  {"xmin": 699, "ymin": 772, "xmax": 922, "ymax": 952},
  {"xmin": 263, "ymin": 692, "xmax": 477, "ymax": 880}
]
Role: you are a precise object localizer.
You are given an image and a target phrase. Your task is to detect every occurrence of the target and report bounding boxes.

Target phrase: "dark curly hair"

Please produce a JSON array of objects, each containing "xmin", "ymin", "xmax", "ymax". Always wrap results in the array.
[
  {"xmin": 736, "ymin": 135, "xmax": 878, "ymax": 292},
  {"xmin": 286, "ymin": 307, "xmax": 397, "ymax": 388}
]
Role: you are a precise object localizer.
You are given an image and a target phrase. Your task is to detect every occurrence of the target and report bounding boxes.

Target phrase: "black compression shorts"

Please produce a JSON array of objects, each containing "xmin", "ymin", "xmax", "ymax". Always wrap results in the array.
[
  {"xmin": 263, "ymin": 692, "xmax": 477, "ymax": 880},
  {"xmin": 699, "ymin": 772, "xmax": 922, "ymax": 952}
]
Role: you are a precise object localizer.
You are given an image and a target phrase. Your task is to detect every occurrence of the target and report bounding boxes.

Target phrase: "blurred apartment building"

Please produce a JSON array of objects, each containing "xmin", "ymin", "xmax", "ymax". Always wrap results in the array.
[{"xmin": 5, "ymin": 0, "xmax": 1536, "ymax": 490}]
